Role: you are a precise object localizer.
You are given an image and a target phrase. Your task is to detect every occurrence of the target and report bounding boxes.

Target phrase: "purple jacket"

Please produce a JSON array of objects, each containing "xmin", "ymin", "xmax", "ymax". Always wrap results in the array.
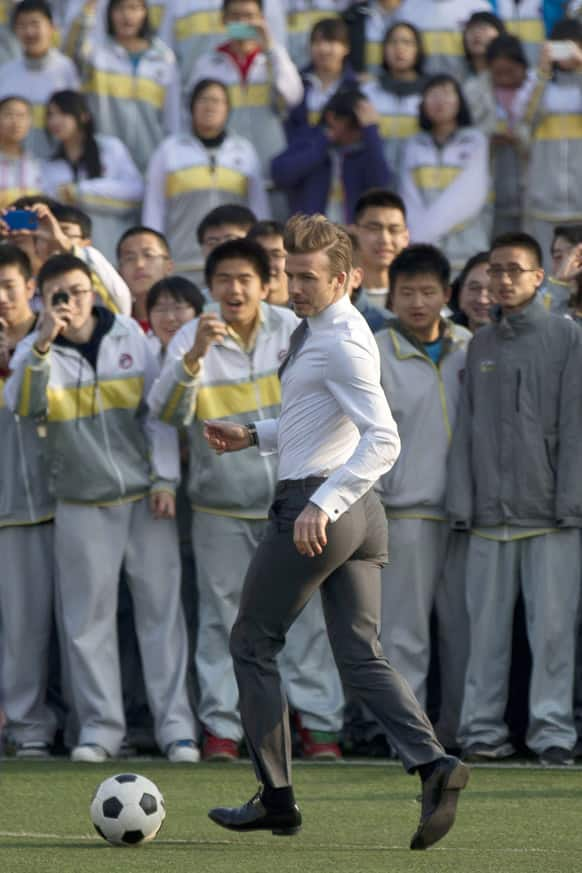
[{"xmin": 271, "ymin": 124, "xmax": 390, "ymax": 223}]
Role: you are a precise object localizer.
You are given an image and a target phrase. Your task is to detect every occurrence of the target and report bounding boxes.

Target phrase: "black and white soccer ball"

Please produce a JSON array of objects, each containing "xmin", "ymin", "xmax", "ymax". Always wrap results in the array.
[{"xmin": 90, "ymin": 773, "xmax": 166, "ymax": 846}]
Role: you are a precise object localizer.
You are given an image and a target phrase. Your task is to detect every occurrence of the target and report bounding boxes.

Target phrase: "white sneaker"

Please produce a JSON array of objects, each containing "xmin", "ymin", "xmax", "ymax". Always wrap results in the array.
[
  {"xmin": 16, "ymin": 741, "xmax": 51, "ymax": 760},
  {"xmin": 71, "ymin": 743, "xmax": 109, "ymax": 763},
  {"xmin": 166, "ymin": 739, "xmax": 200, "ymax": 763}
]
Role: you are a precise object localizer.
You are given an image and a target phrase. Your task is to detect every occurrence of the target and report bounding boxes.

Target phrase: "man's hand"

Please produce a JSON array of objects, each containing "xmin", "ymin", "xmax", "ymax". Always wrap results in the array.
[
  {"xmin": 294, "ymin": 502, "xmax": 329, "ymax": 557},
  {"xmin": 183, "ymin": 313, "xmax": 228, "ymax": 373},
  {"xmin": 204, "ymin": 420, "xmax": 251, "ymax": 454},
  {"xmin": 354, "ymin": 99, "xmax": 379, "ymax": 128},
  {"xmin": 556, "ymin": 242, "xmax": 582, "ymax": 283},
  {"xmin": 33, "ymin": 203, "xmax": 73, "ymax": 253},
  {"xmin": 149, "ymin": 490, "xmax": 176, "ymax": 519},
  {"xmin": 250, "ymin": 14, "xmax": 272, "ymax": 51},
  {"xmin": 34, "ymin": 300, "xmax": 72, "ymax": 353}
]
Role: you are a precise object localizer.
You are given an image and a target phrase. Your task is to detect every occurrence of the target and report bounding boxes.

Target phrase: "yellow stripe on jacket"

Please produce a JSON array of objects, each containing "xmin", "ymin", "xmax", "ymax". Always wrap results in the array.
[
  {"xmin": 422, "ymin": 31, "xmax": 463, "ymax": 57},
  {"xmin": 166, "ymin": 165, "xmax": 248, "ymax": 198},
  {"xmin": 0, "ymin": 187, "xmax": 40, "ymax": 209},
  {"xmin": 228, "ymin": 83, "xmax": 270, "ymax": 108},
  {"xmin": 365, "ymin": 42, "xmax": 383, "ymax": 68},
  {"xmin": 412, "ymin": 165, "xmax": 461, "ymax": 189},
  {"xmin": 31, "ymin": 104, "xmax": 46, "ymax": 129},
  {"xmin": 505, "ymin": 19, "xmax": 544, "ymax": 43},
  {"xmin": 174, "ymin": 9, "xmax": 222, "ymax": 39},
  {"xmin": 378, "ymin": 115, "xmax": 419, "ymax": 139},
  {"xmin": 534, "ymin": 114, "xmax": 582, "ymax": 141},
  {"xmin": 45, "ymin": 375, "xmax": 144, "ymax": 422},
  {"xmin": 83, "ymin": 68, "xmax": 165, "ymax": 109},
  {"xmin": 287, "ymin": 10, "xmax": 338, "ymax": 33},
  {"xmin": 195, "ymin": 373, "xmax": 280, "ymax": 420}
]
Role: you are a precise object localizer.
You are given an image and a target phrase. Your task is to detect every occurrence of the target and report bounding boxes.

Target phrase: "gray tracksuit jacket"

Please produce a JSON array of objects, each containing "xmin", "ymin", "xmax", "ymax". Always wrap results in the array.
[{"xmin": 446, "ymin": 297, "xmax": 582, "ymax": 530}]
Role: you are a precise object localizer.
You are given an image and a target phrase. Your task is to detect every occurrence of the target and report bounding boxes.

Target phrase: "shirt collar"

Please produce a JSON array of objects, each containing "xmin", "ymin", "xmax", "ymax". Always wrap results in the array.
[
  {"xmin": 307, "ymin": 293, "xmax": 352, "ymax": 332},
  {"xmin": 225, "ymin": 304, "xmax": 265, "ymax": 352}
]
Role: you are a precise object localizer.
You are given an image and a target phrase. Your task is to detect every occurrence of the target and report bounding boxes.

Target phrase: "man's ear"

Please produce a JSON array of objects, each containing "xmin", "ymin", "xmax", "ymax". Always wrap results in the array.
[
  {"xmin": 164, "ymin": 257, "xmax": 174, "ymax": 277},
  {"xmin": 259, "ymin": 282, "xmax": 269, "ymax": 300},
  {"xmin": 443, "ymin": 284, "xmax": 452, "ymax": 304}
]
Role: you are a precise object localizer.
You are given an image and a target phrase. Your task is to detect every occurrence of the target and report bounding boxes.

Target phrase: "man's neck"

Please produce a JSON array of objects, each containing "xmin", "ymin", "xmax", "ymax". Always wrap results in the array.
[
  {"xmin": 6, "ymin": 312, "xmax": 36, "ymax": 348},
  {"xmin": 62, "ymin": 313, "xmax": 98, "ymax": 345},
  {"xmin": 405, "ymin": 320, "xmax": 440, "ymax": 344},
  {"xmin": 132, "ymin": 294, "xmax": 148, "ymax": 322},
  {"xmin": 432, "ymin": 122, "xmax": 457, "ymax": 145},
  {"xmin": 501, "ymin": 293, "xmax": 537, "ymax": 318},
  {"xmin": 228, "ymin": 38, "xmax": 259, "ymax": 60},
  {"xmin": 116, "ymin": 36, "xmax": 149, "ymax": 53},
  {"xmin": 315, "ymin": 69, "xmax": 342, "ymax": 90},
  {"xmin": 362, "ymin": 264, "xmax": 389, "ymax": 290}
]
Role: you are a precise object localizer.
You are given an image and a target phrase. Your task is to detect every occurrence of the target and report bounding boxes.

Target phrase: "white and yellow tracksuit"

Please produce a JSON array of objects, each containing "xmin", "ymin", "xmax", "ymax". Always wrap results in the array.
[
  {"xmin": 285, "ymin": 0, "xmax": 349, "ymax": 70},
  {"xmin": 148, "ymin": 303, "xmax": 344, "ymax": 742},
  {"xmin": 81, "ymin": 35, "xmax": 181, "ymax": 174},
  {"xmin": 496, "ymin": 0, "xmax": 545, "ymax": 66},
  {"xmin": 0, "ymin": 49, "xmax": 80, "ymax": 158},
  {"xmin": 159, "ymin": 0, "xmax": 287, "ymax": 93},
  {"xmin": 395, "ymin": 0, "xmax": 491, "ymax": 79},
  {"xmin": 188, "ymin": 42, "xmax": 303, "ymax": 179},
  {"xmin": 0, "ymin": 331, "xmax": 56, "ymax": 748},
  {"xmin": 63, "ymin": 0, "xmax": 169, "ymax": 63},
  {"xmin": 43, "ymin": 134, "xmax": 144, "ymax": 264},
  {"xmin": 4, "ymin": 314, "xmax": 196, "ymax": 755},
  {"xmin": 400, "ymin": 126, "xmax": 492, "ymax": 272},
  {"xmin": 362, "ymin": 1, "xmax": 402, "ymax": 74},
  {"xmin": 464, "ymin": 68, "xmax": 538, "ymax": 235},
  {"xmin": 362, "ymin": 76, "xmax": 422, "ymax": 180},
  {"xmin": 375, "ymin": 320, "xmax": 471, "ymax": 747},
  {"xmin": 0, "ymin": 150, "xmax": 43, "ymax": 209},
  {"xmin": 523, "ymin": 70, "xmax": 582, "ymax": 269},
  {"xmin": 143, "ymin": 131, "xmax": 269, "ymax": 277}
]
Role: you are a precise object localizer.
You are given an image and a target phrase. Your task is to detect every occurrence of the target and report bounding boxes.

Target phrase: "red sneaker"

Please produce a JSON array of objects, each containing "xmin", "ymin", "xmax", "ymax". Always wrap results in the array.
[
  {"xmin": 202, "ymin": 733, "xmax": 240, "ymax": 762},
  {"xmin": 298, "ymin": 721, "xmax": 342, "ymax": 761}
]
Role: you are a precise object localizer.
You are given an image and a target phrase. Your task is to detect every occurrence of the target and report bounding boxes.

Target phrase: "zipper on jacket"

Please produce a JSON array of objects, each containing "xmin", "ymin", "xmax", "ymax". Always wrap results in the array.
[
  {"xmin": 15, "ymin": 416, "xmax": 36, "ymax": 521},
  {"xmin": 515, "ymin": 369, "xmax": 521, "ymax": 412}
]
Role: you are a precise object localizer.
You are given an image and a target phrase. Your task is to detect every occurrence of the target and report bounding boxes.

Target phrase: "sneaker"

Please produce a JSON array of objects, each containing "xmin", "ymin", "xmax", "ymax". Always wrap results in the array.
[
  {"xmin": 538, "ymin": 746, "xmax": 574, "ymax": 766},
  {"xmin": 300, "ymin": 728, "xmax": 342, "ymax": 761},
  {"xmin": 70, "ymin": 743, "xmax": 109, "ymax": 763},
  {"xmin": 15, "ymin": 741, "xmax": 51, "ymax": 760},
  {"xmin": 166, "ymin": 739, "xmax": 200, "ymax": 763},
  {"xmin": 462, "ymin": 741, "xmax": 516, "ymax": 763},
  {"xmin": 202, "ymin": 733, "xmax": 239, "ymax": 762}
]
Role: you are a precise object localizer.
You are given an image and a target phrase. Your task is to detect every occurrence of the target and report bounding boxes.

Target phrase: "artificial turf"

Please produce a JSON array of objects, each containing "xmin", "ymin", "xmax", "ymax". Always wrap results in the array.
[{"xmin": 1, "ymin": 760, "xmax": 581, "ymax": 873}]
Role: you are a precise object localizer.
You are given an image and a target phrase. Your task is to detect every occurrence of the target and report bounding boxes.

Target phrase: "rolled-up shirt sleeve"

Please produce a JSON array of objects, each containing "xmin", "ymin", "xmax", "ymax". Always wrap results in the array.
[{"xmin": 309, "ymin": 337, "xmax": 401, "ymax": 519}]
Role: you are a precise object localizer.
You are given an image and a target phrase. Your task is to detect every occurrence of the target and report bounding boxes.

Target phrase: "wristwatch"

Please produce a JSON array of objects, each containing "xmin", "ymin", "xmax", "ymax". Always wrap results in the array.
[{"xmin": 247, "ymin": 423, "xmax": 259, "ymax": 447}]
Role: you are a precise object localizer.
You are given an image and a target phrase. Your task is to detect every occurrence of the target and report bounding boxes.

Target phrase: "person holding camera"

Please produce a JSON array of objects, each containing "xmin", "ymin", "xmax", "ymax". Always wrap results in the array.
[{"xmin": 4, "ymin": 253, "xmax": 198, "ymax": 764}]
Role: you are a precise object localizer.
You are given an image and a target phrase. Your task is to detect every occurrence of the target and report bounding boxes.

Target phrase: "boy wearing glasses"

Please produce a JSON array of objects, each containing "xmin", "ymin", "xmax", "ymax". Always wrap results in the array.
[
  {"xmin": 5, "ymin": 253, "xmax": 198, "ymax": 764},
  {"xmin": 447, "ymin": 231, "xmax": 582, "ymax": 766},
  {"xmin": 117, "ymin": 225, "xmax": 174, "ymax": 333}
]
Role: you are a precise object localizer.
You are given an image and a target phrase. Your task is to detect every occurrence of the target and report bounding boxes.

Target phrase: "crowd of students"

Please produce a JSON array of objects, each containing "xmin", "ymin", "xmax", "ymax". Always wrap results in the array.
[{"xmin": 1, "ymin": 0, "xmax": 582, "ymax": 766}]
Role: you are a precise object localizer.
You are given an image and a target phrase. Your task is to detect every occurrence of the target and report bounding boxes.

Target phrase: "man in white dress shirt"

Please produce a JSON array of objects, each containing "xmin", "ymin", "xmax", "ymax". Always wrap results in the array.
[{"xmin": 203, "ymin": 214, "xmax": 469, "ymax": 851}]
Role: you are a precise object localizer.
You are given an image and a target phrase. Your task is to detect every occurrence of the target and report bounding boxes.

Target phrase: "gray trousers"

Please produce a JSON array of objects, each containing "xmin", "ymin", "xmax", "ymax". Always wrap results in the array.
[
  {"xmin": 380, "ymin": 519, "xmax": 469, "ymax": 749},
  {"xmin": 459, "ymin": 531, "xmax": 581, "ymax": 754},
  {"xmin": 193, "ymin": 511, "xmax": 344, "ymax": 741},
  {"xmin": 55, "ymin": 498, "xmax": 196, "ymax": 755},
  {"xmin": 0, "ymin": 523, "xmax": 57, "ymax": 744},
  {"xmin": 230, "ymin": 480, "xmax": 444, "ymax": 789}
]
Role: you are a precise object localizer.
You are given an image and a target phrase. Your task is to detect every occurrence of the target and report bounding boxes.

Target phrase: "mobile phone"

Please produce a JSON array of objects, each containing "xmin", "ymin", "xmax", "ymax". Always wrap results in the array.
[
  {"xmin": 548, "ymin": 40, "xmax": 577, "ymax": 62},
  {"xmin": 3, "ymin": 209, "xmax": 38, "ymax": 231},
  {"xmin": 52, "ymin": 290, "xmax": 70, "ymax": 307},
  {"xmin": 226, "ymin": 22, "xmax": 257, "ymax": 40}
]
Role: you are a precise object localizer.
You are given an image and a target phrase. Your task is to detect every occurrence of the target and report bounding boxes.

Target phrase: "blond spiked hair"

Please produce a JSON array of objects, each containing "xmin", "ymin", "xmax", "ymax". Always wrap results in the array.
[{"xmin": 283, "ymin": 214, "xmax": 352, "ymax": 278}]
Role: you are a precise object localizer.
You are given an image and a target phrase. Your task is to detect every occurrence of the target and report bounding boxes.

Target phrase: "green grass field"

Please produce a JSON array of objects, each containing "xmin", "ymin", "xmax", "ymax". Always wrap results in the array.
[{"xmin": 2, "ymin": 760, "xmax": 582, "ymax": 873}]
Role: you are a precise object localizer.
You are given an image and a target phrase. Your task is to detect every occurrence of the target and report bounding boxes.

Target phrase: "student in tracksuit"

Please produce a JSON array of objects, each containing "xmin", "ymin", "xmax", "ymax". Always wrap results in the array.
[
  {"xmin": 393, "ymin": 0, "xmax": 492, "ymax": 80},
  {"xmin": 0, "ymin": 97, "xmax": 43, "ymax": 209},
  {"xmin": 0, "ymin": 0, "xmax": 80, "ymax": 159},
  {"xmin": 148, "ymin": 238, "xmax": 345, "ymax": 762},
  {"xmin": 43, "ymin": 90, "xmax": 144, "ymax": 264},
  {"xmin": 188, "ymin": 0, "xmax": 303, "ymax": 188},
  {"xmin": 494, "ymin": 0, "xmax": 546, "ymax": 65},
  {"xmin": 362, "ymin": 21, "xmax": 426, "ymax": 181},
  {"xmin": 143, "ymin": 78, "xmax": 269, "ymax": 280},
  {"xmin": 80, "ymin": 0, "xmax": 181, "ymax": 174},
  {"xmin": 0, "ymin": 244, "xmax": 56, "ymax": 759},
  {"xmin": 447, "ymin": 231, "xmax": 582, "ymax": 766},
  {"xmin": 400, "ymin": 74, "xmax": 491, "ymax": 274},
  {"xmin": 5, "ymin": 252, "xmax": 198, "ymax": 764},
  {"xmin": 375, "ymin": 244, "xmax": 471, "ymax": 750},
  {"xmin": 522, "ymin": 19, "xmax": 582, "ymax": 271},
  {"xmin": 285, "ymin": 0, "xmax": 349, "ymax": 71}
]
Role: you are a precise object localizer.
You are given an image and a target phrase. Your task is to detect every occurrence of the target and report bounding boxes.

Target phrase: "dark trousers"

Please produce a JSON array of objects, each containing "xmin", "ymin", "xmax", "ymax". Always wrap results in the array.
[{"xmin": 230, "ymin": 479, "xmax": 444, "ymax": 789}]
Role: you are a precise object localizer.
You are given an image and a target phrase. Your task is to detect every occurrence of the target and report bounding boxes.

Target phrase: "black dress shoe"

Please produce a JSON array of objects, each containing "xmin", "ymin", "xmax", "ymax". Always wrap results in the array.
[
  {"xmin": 208, "ymin": 791, "xmax": 302, "ymax": 836},
  {"xmin": 410, "ymin": 756, "xmax": 469, "ymax": 850}
]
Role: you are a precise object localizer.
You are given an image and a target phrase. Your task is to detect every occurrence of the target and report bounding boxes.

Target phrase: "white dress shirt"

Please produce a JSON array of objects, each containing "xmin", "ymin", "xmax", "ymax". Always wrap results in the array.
[{"xmin": 255, "ymin": 294, "xmax": 401, "ymax": 520}]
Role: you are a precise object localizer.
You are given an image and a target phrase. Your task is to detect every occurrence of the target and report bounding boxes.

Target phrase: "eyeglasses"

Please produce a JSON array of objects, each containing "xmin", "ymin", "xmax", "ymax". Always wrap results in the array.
[
  {"xmin": 487, "ymin": 266, "xmax": 538, "ymax": 280},
  {"xmin": 119, "ymin": 252, "xmax": 169, "ymax": 267}
]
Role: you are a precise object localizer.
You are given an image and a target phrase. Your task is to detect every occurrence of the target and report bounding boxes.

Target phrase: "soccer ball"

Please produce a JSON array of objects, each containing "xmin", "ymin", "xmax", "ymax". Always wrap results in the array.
[{"xmin": 90, "ymin": 773, "xmax": 166, "ymax": 846}]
